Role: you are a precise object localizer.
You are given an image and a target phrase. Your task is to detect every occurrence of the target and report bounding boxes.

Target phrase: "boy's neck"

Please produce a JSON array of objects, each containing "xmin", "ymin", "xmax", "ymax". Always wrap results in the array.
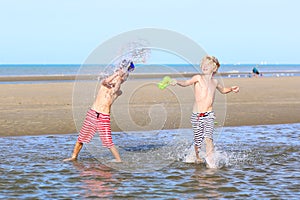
[{"xmin": 202, "ymin": 73, "xmax": 213, "ymax": 80}]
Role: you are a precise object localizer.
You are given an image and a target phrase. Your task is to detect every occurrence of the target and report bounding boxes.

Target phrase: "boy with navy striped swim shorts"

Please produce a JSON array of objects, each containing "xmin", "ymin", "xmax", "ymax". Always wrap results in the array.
[{"xmin": 171, "ymin": 56, "xmax": 239, "ymax": 167}]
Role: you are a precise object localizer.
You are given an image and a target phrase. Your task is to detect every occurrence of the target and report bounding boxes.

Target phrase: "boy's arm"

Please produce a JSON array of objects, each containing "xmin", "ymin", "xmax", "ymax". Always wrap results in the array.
[
  {"xmin": 112, "ymin": 78, "xmax": 122, "ymax": 94},
  {"xmin": 102, "ymin": 70, "xmax": 123, "ymax": 88},
  {"xmin": 172, "ymin": 75, "xmax": 198, "ymax": 87},
  {"xmin": 216, "ymin": 81, "xmax": 239, "ymax": 94}
]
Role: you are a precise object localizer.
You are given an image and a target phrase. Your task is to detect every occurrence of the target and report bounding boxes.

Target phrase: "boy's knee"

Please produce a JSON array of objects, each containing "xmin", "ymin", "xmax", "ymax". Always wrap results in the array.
[
  {"xmin": 101, "ymin": 138, "xmax": 114, "ymax": 148},
  {"xmin": 103, "ymin": 143, "xmax": 114, "ymax": 148},
  {"xmin": 204, "ymin": 137, "xmax": 213, "ymax": 143}
]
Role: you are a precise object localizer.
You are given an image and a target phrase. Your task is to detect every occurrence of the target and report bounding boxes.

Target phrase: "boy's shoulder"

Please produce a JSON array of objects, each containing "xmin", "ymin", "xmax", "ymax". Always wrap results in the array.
[
  {"xmin": 212, "ymin": 77, "xmax": 219, "ymax": 84},
  {"xmin": 193, "ymin": 74, "xmax": 202, "ymax": 79}
]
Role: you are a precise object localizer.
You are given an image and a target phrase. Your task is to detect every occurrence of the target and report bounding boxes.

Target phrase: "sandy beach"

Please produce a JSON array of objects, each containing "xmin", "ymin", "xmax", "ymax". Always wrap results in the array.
[{"xmin": 0, "ymin": 76, "xmax": 299, "ymax": 136}]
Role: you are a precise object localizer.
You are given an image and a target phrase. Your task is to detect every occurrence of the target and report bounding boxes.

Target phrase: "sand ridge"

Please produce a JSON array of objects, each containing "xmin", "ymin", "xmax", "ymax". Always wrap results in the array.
[{"xmin": 0, "ymin": 76, "xmax": 299, "ymax": 136}]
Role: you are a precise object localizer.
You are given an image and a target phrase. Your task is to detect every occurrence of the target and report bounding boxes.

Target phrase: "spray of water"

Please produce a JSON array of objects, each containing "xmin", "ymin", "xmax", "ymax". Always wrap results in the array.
[
  {"xmin": 97, "ymin": 39, "xmax": 152, "ymax": 81},
  {"xmin": 117, "ymin": 39, "xmax": 151, "ymax": 64}
]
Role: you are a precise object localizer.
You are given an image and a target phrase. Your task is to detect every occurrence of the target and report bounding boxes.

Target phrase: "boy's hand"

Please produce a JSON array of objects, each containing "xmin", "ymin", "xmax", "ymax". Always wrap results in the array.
[
  {"xmin": 231, "ymin": 86, "xmax": 239, "ymax": 93},
  {"xmin": 114, "ymin": 68, "xmax": 127, "ymax": 79},
  {"xmin": 170, "ymin": 79, "xmax": 177, "ymax": 86},
  {"xmin": 116, "ymin": 69, "xmax": 125, "ymax": 76}
]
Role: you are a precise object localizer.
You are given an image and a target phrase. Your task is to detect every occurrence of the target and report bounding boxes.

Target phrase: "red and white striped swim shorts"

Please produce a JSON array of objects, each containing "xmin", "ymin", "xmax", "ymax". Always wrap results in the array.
[{"xmin": 77, "ymin": 108, "xmax": 114, "ymax": 148}]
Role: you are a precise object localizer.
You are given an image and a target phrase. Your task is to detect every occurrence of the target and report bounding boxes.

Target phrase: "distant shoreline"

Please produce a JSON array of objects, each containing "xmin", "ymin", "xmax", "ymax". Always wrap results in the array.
[
  {"xmin": 1, "ymin": 63, "xmax": 300, "ymax": 65},
  {"xmin": 1, "ymin": 71, "xmax": 300, "ymax": 82},
  {"xmin": 1, "ymin": 63, "xmax": 300, "ymax": 79}
]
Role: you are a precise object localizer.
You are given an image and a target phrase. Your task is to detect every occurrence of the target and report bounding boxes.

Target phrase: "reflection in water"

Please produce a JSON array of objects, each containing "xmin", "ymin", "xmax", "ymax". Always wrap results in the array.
[
  {"xmin": 0, "ymin": 123, "xmax": 299, "ymax": 199},
  {"xmin": 73, "ymin": 162, "xmax": 117, "ymax": 198},
  {"xmin": 192, "ymin": 166, "xmax": 226, "ymax": 199}
]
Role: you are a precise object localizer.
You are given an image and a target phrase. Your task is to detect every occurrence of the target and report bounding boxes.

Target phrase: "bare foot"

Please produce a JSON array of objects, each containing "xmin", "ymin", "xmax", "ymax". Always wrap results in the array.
[
  {"xmin": 63, "ymin": 157, "xmax": 77, "ymax": 162},
  {"xmin": 195, "ymin": 158, "xmax": 205, "ymax": 164},
  {"xmin": 205, "ymin": 157, "xmax": 216, "ymax": 168},
  {"xmin": 108, "ymin": 159, "xmax": 122, "ymax": 163}
]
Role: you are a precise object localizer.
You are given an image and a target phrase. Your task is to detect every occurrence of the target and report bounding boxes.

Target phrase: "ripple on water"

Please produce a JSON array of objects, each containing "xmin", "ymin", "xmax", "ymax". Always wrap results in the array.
[{"xmin": 0, "ymin": 123, "xmax": 299, "ymax": 199}]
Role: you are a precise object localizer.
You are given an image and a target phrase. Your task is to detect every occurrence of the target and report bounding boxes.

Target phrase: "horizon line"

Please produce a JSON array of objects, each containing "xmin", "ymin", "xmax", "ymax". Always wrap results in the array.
[{"xmin": 1, "ymin": 63, "xmax": 300, "ymax": 65}]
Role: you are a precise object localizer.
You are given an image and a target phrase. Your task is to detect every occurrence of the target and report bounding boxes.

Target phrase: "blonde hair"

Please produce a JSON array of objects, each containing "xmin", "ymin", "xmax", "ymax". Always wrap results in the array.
[{"xmin": 201, "ymin": 55, "xmax": 220, "ymax": 74}]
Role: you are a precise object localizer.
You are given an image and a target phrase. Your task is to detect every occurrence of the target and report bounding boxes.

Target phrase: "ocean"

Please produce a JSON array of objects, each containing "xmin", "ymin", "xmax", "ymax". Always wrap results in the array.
[
  {"xmin": 0, "ymin": 64, "xmax": 300, "ymax": 78},
  {"xmin": 0, "ymin": 123, "xmax": 299, "ymax": 199}
]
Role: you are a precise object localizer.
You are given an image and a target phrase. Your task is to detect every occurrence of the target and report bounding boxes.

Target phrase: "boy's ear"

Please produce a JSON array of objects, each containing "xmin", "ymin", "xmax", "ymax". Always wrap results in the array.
[
  {"xmin": 213, "ymin": 66, "xmax": 218, "ymax": 73},
  {"xmin": 212, "ymin": 66, "xmax": 216, "ymax": 71}
]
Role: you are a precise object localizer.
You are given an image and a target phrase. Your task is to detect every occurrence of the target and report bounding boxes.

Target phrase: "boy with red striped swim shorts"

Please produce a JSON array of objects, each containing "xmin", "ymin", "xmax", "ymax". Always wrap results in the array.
[{"xmin": 64, "ymin": 60, "xmax": 134, "ymax": 162}]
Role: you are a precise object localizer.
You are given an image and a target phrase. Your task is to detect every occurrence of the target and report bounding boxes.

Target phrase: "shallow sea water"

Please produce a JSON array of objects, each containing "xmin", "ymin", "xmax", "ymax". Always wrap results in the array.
[{"xmin": 0, "ymin": 123, "xmax": 299, "ymax": 199}]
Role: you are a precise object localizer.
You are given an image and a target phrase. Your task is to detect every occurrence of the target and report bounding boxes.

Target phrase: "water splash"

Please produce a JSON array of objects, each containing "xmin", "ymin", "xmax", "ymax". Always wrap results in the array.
[
  {"xmin": 117, "ymin": 39, "xmax": 151, "ymax": 64},
  {"xmin": 179, "ymin": 142, "xmax": 260, "ymax": 169},
  {"xmin": 98, "ymin": 39, "xmax": 152, "ymax": 80},
  {"xmin": 86, "ymin": 129, "xmax": 263, "ymax": 172},
  {"xmin": 180, "ymin": 145, "xmax": 229, "ymax": 168}
]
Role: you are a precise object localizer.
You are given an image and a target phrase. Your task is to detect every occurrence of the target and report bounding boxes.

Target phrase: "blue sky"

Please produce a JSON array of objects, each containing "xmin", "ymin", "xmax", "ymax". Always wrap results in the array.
[{"xmin": 0, "ymin": 0, "xmax": 299, "ymax": 64}]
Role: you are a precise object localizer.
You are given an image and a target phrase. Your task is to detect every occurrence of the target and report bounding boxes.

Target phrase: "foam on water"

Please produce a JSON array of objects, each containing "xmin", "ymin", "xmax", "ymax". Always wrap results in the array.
[
  {"xmin": 180, "ymin": 144, "xmax": 229, "ymax": 168},
  {"xmin": 84, "ymin": 128, "xmax": 262, "ymax": 171},
  {"xmin": 86, "ymin": 129, "xmax": 192, "ymax": 172}
]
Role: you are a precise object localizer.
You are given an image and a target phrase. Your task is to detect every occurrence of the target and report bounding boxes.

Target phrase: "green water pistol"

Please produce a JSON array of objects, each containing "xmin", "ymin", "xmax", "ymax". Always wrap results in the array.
[{"xmin": 158, "ymin": 76, "xmax": 173, "ymax": 90}]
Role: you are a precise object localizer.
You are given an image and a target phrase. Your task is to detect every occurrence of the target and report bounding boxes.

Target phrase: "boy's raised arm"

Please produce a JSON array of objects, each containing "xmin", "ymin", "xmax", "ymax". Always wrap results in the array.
[{"xmin": 102, "ymin": 70, "xmax": 125, "ymax": 88}]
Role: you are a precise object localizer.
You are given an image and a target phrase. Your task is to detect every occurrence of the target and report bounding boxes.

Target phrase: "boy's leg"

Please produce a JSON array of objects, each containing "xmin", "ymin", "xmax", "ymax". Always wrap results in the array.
[
  {"xmin": 191, "ymin": 113, "xmax": 205, "ymax": 163},
  {"xmin": 98, "ymin": 113, "xmax": 122, "ymax": 162},
  {"xmin": 203, "ymin": 115, "xmax": 215, "ymax": 167},
  {"xmin": 63, "ymin": 109, "xmax": 97, "ymax": 162},
  {"xmin": 109, "ymin": 145, "xmax": 122, "ymax": 162},
  {"xmin": 63, "ymin": 141, "xmax": 83, "ymax": 162},
  {"xmin": 194, "ymin": 144, "xmax": 204, "ymax": 163},
  {"xmin": 205, "ymin": 137, "xmax": 214, "ymax": 166}
]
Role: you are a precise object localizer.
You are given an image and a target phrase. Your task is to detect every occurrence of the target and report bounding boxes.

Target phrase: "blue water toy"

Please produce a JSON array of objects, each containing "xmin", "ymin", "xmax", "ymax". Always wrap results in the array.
[
  {"xmin": 120, "ymin": 59, "xmax": 135, "ymax": 72},
  {"xmin": 127, "ymin": 61, "xmax": 135, "ymax": 72}
]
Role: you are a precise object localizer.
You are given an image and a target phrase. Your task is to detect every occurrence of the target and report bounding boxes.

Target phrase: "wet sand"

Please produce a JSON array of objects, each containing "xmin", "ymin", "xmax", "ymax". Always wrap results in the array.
[{"xmin": 0, "ymin": 76, "xmax": 299, "ymax": 136}]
